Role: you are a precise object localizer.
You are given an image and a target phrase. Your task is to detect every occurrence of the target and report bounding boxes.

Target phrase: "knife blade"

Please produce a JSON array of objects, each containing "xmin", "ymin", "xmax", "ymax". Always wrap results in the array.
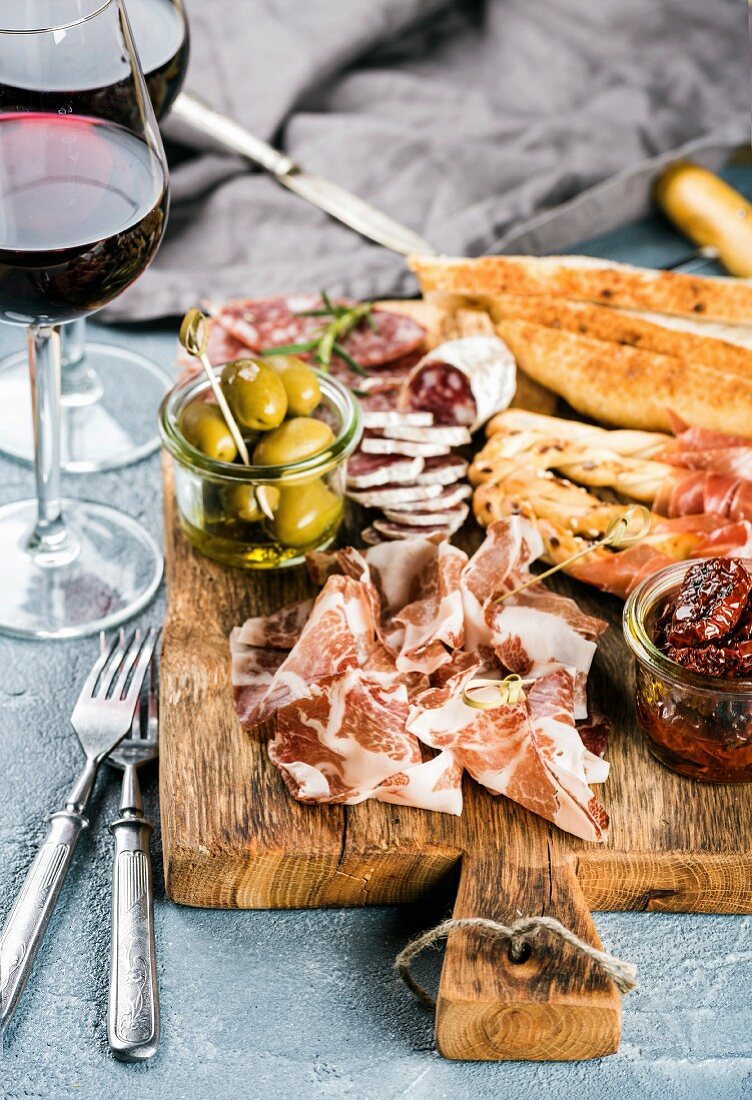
[{"xmin": 168, "ymin": 92, "xmax": 437, "ymax": 258}]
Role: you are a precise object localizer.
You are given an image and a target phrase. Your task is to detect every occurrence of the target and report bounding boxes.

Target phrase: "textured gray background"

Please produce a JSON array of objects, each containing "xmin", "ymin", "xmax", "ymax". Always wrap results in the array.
[{"xmin": 2, "ymin": 193, "xmax": 752, "ymax": 1099}]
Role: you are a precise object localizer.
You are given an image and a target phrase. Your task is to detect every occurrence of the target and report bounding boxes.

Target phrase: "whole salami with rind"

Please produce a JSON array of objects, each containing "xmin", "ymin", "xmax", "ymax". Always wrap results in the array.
[{"xmin": 399, "ymin": 335, "xmax": 517, "ymax": 432}]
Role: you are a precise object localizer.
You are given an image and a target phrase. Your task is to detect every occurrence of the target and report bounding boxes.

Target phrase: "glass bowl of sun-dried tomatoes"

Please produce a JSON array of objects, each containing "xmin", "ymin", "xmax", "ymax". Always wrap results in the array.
[{"xmin": 623, "ymin": 557, "xmax": 752, "ymax": 783}]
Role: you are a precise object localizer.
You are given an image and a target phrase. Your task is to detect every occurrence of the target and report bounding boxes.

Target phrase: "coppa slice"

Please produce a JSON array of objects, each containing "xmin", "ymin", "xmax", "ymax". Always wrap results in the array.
[
  {"xmin": 347, "ymin": 481, "xmax": 448, "ymax": 508},
  {"xmin": 382, "ymin": 424, "xmax": 471, "ymax": 447},
  {"xmin": 383, "ymin": 502, "xmax": 469, "ymax": 529},
  {"xmin": 416, "ymin": 454, "xmax": 469, "ymax": 486},
  {"xmin": 346, "ymin": 452, "xmax": 424, "ymax": 489},
  {"xmin": 383, "ymin": 482, "xmax": 473, "ymax": 513},
  {"xmin": 361, "ymin": 434, "xmax": 451, "ymax": 459},
  {"xmin": 399, "ymin": 335, "xmax": 517, "ymax": 432}
]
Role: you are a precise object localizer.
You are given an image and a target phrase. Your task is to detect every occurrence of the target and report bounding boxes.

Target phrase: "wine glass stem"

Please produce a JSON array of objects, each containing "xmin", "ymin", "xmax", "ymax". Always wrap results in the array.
[
  {"xmin": 26, "ymin": 325, "xmax": 79, "ymax": 565},
  {"xmin": 60, "ymin": 318, "xmax": 104, "ymax": 406}
]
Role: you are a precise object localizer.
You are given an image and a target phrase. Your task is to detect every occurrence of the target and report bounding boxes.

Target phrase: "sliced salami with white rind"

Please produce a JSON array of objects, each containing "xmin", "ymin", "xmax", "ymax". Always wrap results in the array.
[
  {"xmin": 361, "ymin": 409, "xmax": 434, "ymax": 430},
  {"xmin": 383, "ymin": 502, "xmax": 469, "ymax": 528},
  {"xmin": 399, "ymin": 335, "xmax": 516, "ymax": 432},
  {"xmin": 372, "ymin": 518, "xmax": 453, "ymax": 542},
  {"xmin": 415, "ymin": 454, "xmax": 468, "ymax": 486},
  {"xmin": 382, "ymin": 424, "xmax": 471, "ymax": 446},
  {"xmin": 380, "ymin": 482, "xmax": 472, "ymax": 512},
  {"xmin": 347, "ymin": 481, "xmax": 447, "ymax": 507},
  {"xmin": 346, "ymin": 452, "xmax": 423, "ymax": 489},
  {"xmin": 361, "ymin": 435, "xmax": 450, "ymax": 459},
  {"xmin": 361, "ymin": 526, "xmax": 385, "ymax": 546}
]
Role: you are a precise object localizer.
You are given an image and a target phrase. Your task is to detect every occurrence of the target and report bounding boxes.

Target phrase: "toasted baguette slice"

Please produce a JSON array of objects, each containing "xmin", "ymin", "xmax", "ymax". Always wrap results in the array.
[
  {"xmin": 479, "ymin": 295, "xmax": 752, "ymax": 379},
  {"xmin": 495, "ymin": 319, "xmax": 752, "ymax": 436},
  {"xmin": 409, "ymin": 254, "xmax": 752, "ymax": 325}
]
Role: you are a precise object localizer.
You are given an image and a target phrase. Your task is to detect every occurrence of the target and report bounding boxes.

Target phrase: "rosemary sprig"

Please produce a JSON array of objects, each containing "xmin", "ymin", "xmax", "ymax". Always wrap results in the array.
[{"xmin": 259, "ymin": 294, "xmax": 376, "ymax": 377}]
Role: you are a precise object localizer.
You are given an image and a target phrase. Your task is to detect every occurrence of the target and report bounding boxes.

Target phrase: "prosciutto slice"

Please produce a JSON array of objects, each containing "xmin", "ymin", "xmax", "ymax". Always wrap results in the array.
[
  {"xmin": 655, "ymin": 469, "xmax": 752, "ymax": 525},
  {"xmin": 233, "ymin": 599, "xmax": 313, "ymax": 649},
  {"xmin": 656, "ymin": 416, "xmax": 752, "ymax": 480}
]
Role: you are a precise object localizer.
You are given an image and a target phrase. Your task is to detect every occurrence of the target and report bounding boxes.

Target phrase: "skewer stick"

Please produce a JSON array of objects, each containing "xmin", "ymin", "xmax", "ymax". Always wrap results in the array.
[
  {"xmin": 494, "ymin": 504, "xmax": 652, "ymax": 604},
  {"xmin": 179, "ymin": 309, "xmax": 251, "ymax": 466}
]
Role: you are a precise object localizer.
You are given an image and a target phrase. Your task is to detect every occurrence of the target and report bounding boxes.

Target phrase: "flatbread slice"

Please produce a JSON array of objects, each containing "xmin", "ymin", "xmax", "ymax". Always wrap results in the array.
[
  {"xmin": 495, "ymin": 319, "xmax": 752, "ymax": 436},
  {"xmin": 409, "ymin": 254, "xmax": 752, "ymax": 326}
]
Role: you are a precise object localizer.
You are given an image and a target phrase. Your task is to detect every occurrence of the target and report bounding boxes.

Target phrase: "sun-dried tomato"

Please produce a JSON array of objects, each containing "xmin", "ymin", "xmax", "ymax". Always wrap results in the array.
[
  {"xmin": 666, "ymin": 639, "xmax": 752, "ymax": 679},
  {"xmin": 666, "ymin": 558, "xmax": 752, "ymax": 647}
]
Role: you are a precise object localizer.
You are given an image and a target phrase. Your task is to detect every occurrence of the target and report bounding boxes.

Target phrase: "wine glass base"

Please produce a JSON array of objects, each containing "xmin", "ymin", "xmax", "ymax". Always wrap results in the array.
[
  {"xmin": 0, "ymin": 343, "xmax": 172, "ymax": 473},
  {"xmin": 0, "ymin": 499, "xmax": 163, "ymax": 640}
]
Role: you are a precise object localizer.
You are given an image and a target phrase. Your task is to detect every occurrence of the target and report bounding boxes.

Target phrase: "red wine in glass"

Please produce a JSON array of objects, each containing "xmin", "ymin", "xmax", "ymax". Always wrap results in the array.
[
  {"xmin": 0, "ymin": 0, "xmax": 189, "ymax": 123},
  {"xmin": 0, "ymin": 112, "xmax": 168, "ymax": 326}
]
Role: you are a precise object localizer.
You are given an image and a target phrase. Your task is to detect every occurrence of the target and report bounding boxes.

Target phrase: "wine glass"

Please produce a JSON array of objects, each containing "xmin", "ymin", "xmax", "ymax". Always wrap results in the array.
[
  {"xmin": 0, "ymin": 0, "xmax": 170, "ymax": 638},
  {"xmin": 0, "ymin": 0, "xmax": 188, "ymax": 474}
]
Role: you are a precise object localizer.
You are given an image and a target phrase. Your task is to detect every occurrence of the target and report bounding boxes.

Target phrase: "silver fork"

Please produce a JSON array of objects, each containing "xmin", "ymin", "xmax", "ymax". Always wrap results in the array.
[
  {"xmin": 0, "ymin": 627, "xmax": 159, "ymax": 1032},
  {"xmin": 105, "ymin": 643, "xmax": 160, "ymax": 1062}
]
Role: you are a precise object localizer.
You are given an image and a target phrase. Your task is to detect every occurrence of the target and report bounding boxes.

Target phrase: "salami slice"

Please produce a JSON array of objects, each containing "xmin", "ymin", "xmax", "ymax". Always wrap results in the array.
[
  {"xmin": 361, "ymin": 526, "xmax": 385, "ymax": 546},
  {"xmin": 415, "ymin": 454, "xmax": 469, "ymax": 486},
  {"xmin": 383, "ymin": 502, "xmax": 470, "ymax": 529},
  {"xmin": 347, "ymin": 481, "xmax": 448, "ymax": 508},
  {"xmin": 379, "ymin": 482, "xmax": 472, "ymax": 512},
  {"xmin": 399, "ymin": 335, "xmax": 516, "ymax": 432},
  {"xmin": 371, "ymin": 518, "xmax": 454, "ymax": 542},
  {"xmin": 382, "ymin": 424, "xmax": 471, "ymax": 446},
  {"xmin": 361, "ymin": 435, "xmax": 450, "ymax": 459},
  {"xmin": 209, "ymin": 296, "xmax": 426, "ymax": 369},
  {"xmin": 346, "ymin": 452, "xmax": 424, "ymax": 489},
  {"xmin": 362, "ymin": 409, "xmax": 434, "ymax": 429}
]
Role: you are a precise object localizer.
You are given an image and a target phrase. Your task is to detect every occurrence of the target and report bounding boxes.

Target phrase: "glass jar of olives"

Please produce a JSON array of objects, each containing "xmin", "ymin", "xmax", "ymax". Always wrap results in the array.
[{"xmin": 159, "ymin": 360, "xmax": 362, "ymax": 569}]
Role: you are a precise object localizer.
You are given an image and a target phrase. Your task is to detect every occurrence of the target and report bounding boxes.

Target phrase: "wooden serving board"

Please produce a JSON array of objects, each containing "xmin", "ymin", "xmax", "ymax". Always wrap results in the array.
[{"xmin": 160, "ymin": 302, "xmax": 752, "ymax": 1063}]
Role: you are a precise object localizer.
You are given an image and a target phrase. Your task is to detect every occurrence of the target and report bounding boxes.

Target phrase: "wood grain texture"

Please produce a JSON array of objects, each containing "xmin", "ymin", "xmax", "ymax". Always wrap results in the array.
[{"xmin": 160, "ymin": 300, "xmax": 752, "ymax": 1062}]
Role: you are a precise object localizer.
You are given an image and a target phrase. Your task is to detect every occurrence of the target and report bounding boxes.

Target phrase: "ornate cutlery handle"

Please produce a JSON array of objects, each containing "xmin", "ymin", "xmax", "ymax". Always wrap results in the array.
[
  {"xmin": 108, "ymin": 799, "xmax": 159, "ymax": 1061},
  {"xmin": 1, "ymin": 809, "xmax": 88, "ymax": 1030}
]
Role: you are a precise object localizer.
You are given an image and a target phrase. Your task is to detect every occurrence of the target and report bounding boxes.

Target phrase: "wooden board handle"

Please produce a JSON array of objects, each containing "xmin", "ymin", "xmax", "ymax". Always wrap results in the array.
[{"xmin": 436, "ymin": 834, "xmax": 621, "ymax": 1060}]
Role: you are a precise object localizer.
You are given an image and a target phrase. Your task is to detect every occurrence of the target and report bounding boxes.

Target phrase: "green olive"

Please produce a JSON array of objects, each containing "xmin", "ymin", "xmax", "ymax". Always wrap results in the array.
[
  {"xmin": 220, "ymin": 358, "xmax": 287, "ymax": 431},
  {"xmin": 270, "ymin": 356, "xmax": 321, "ymax": 416},
  {"xmin": 252, "ymin": 417, "xmax": 335, "ymax": 466},
  {"xmin": 180, "ymin": 400, "xmax": 237, "ymax": 463},
  {"xmin": 223, "ymin": 484, "xmax": 281, "ymax": 523},
  {"xmin": 270, "ymin": 479, "xmax": 342, "ymax": 548}
]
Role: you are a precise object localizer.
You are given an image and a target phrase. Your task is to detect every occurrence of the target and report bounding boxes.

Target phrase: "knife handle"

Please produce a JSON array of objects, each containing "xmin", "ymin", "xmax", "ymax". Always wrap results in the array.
[
  {"xmin": 1, "ymin": 809, "xmax": 88, "ymax": 1030},
  {"xmin": 170, "ymin": 92, "xmax": 296, "ymax": 177}
]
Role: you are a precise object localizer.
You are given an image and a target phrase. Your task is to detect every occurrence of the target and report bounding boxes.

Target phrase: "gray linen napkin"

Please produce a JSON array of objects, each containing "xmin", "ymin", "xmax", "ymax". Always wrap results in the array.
[{"xmin": 109, "ymin": 0, "xmax": 750, "ymax": 321}]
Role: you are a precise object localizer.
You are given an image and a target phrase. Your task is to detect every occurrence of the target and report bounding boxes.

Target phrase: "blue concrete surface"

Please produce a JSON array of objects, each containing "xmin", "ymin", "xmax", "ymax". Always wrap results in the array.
[{"xmin": 2, "ymin": 197, "xmax": 752, "ymax": 1099}]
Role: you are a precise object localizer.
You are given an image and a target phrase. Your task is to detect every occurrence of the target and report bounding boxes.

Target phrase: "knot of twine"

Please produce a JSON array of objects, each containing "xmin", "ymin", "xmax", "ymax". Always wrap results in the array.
[{"xmin": 395, "ymin": 915, "xmax": 638, "ymax": 1009}]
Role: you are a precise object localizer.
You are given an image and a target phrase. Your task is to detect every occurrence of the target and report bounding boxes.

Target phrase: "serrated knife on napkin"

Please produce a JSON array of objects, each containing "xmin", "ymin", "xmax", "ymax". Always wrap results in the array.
[{"xmin": 169, "ymin": 92, "xmax": 437, "ymax": 258}]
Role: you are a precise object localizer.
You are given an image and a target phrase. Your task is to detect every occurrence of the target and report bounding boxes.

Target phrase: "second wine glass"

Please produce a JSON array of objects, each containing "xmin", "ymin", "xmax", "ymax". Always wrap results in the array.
[
  {"xmin": 0, "ymin": 0, "xmax": 189, "ymax": 474},
  {"xmin": 0, "ymin": 0, "xmax": 170, "ymax": 637}
]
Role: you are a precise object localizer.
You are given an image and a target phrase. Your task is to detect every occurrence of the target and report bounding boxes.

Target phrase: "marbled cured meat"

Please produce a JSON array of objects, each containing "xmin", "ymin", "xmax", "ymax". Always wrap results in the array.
[
  {"xmin": 232, "ymin": 599, "xmax": 313, "ymax": 649},
  {"xmin": 399, "ymin": 335, "xmax": 516, "ymax": 432},
  {"xmin": 416, "ymin": 454, "xmax": 469, "ymax": 486},
  {"xmin": 394, "ymin": 543, "xmax": 468, "ymax": 674},
  {"xmin": 406, "ymin": 664, "xmax": 608, "ymax": 842},
  {"xmin": 230, "ymin": 520, "xmax": 610, "ymax": 838}
]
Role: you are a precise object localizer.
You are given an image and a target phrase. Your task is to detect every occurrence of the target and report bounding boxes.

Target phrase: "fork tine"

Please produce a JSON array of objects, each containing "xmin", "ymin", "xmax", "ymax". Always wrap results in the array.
[
  {"xmin": 97, "ymin": 627, "xmax": 130, "ymax": 698},
  {"xmin": 110, "ymin": 629, "xmax": 145, "ymax": 700},
  {"xmin": 122, "ymin": 628, "xmax": 160, "ymax": 712},
  {"xmin": 79, "ymin": 630, "xmax": 123, "ymax": 702},
  {"xmin": 147, "ymin": 649, "xmax": 159, "ymax": 742}
]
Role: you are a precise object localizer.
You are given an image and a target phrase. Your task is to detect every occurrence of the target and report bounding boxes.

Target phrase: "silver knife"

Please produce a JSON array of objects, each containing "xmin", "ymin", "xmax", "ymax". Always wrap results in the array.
[{"xmin": 168, "ymin": 92, "xmax": 437, "ymax": 257}]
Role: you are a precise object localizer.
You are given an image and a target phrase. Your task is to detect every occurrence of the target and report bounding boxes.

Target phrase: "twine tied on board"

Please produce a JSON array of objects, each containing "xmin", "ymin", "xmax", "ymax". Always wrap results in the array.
[{"xmin": 395, "ymin": 915, "xmax": 638, "ymax": 1009}]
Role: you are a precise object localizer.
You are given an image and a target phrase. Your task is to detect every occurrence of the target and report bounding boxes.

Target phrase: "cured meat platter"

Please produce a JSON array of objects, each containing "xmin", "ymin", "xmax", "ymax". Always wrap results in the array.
[{"xmin": 161, "ymin": 295, "xmax": 752, "ymax": 1063}]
